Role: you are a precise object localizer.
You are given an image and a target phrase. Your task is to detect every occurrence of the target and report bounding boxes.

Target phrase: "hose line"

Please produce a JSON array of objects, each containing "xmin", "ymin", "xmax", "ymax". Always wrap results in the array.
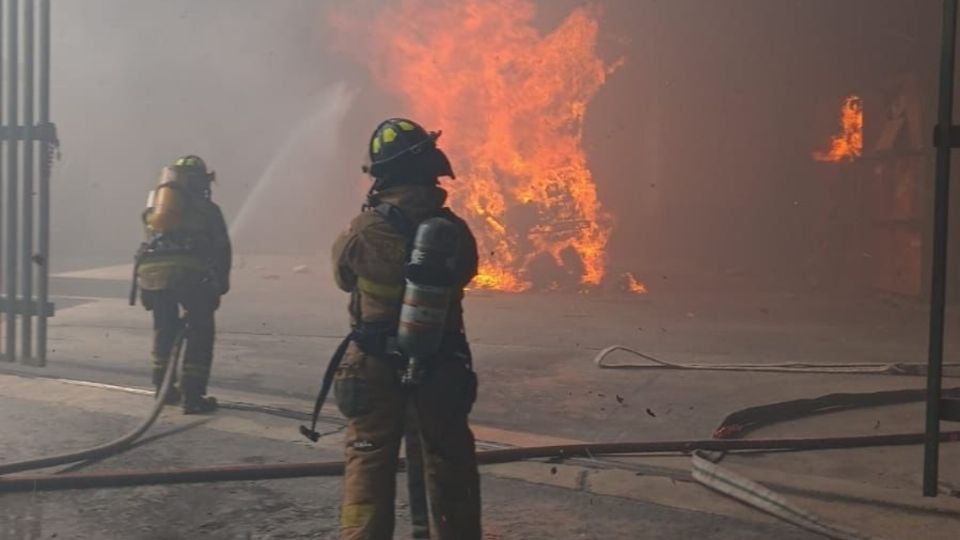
[
  {"xmin": 0, "ymin": 326, "xmax": 183, "ymax": 476},
  {"xmin": 2, "ymin": 429, "xmax": 959, "ymax": 492}
]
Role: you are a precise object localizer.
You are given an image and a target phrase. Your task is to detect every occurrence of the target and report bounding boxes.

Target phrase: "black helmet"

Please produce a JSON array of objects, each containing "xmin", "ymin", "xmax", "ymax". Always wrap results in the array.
[
  {"xmin": 172, "ymin": 155, "xmax": 215, "ymax": 193},
  {"xmin": 173, "ymin": 155, "xmax": 208, "ymax": 174},
  {"xmin": 363, "ymin": 118, "xmax": 454, "ymax": 181}
]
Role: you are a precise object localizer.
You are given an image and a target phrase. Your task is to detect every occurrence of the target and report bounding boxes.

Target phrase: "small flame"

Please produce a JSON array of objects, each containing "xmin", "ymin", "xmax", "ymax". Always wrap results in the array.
[
  {"xmin": 814, "ymin": 95, "xmax": 863, "ymax": 163},
  {"xmin": 623, "ymin": 272, "xmax": 648, "ymax": 295},
  {"xmin": 331, "ymin": 0, "xmax": 615, "ymax": 292}
]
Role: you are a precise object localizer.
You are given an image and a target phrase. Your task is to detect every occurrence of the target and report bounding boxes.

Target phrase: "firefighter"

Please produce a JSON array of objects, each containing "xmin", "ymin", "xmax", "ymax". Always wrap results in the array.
[
  {"xmin": 136, "ymin": 155, "xmax": 232, "ymax": 414},
  {"xmin": 331, "ymin": 118, "xmax": 481, "ymax": 539}
]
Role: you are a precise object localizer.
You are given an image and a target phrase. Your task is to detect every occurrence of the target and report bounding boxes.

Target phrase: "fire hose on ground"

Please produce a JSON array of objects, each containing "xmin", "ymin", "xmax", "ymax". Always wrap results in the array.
[
  {"xmin": 0, "ymin": 340, "xmax": 182, "ymax": 476},
  {"xmin": 691, "ymin": 453, "xmax": 879, "ymax": 540},
  {"xmin": 3, "ymin": 351, "xmax": 955, "ymax": 481},
  {"xmin": 3, "ymin": 346, "xmax": 959, "ymax": 540},
  {"xmin": 593, "ymin": 345, "xmax": 960, "ymax": 376},
  {"xmin": 1, "ymin": 430, "xmax": 959, "ymax": 493}
]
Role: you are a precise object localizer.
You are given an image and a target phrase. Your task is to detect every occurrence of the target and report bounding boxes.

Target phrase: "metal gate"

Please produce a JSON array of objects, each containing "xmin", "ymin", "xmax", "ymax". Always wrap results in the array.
[{"xmin": 0, "ymin": 0, "xmax": 55, "ymax": 366}]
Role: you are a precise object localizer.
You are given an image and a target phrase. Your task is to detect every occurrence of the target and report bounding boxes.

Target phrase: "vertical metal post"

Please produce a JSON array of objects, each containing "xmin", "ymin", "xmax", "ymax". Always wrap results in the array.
[
  {"xmin": 0, "ymin": 0, "xmax": 6, "ymax": 363},
  {"xmin": 35, "ymin": 0, "xmax": 47, "ymax": 365},
  {"xmin": 4, "ymin": 0, "xmax": 17, "ymax": 361},
  {"xmin": 20, "ymin": 0, "xmax": 32, "ymax": 361},
  {"xmin": 924, "ymin": 0, "xmax": 958, "ymax": 498}
]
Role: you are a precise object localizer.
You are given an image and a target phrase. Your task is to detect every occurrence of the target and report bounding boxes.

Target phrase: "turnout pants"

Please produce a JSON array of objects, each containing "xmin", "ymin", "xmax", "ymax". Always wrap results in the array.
[
  {"xmin": 334, "ymin": 343, "xmax": 481, "ymax": 540},
  {"xmin": 141, "ymin": 284, "xmax": 220, "ymax": 398}
]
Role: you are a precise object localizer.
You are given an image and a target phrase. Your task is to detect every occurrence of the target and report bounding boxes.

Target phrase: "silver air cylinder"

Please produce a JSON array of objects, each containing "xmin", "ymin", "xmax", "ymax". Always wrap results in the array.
[{"xmin": 397, "ymin": 217, "xmax": 459, "ymax": 383}]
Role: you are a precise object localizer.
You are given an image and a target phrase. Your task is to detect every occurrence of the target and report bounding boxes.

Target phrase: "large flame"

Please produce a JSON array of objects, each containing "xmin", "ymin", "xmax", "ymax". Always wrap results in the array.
[
  {"xmin": 332, "ymin": 0, "xmax": 616, "ymax": 291},
  {"xmin": 814, "ymin": 95, "xmax": 863, "ymax": 163}
]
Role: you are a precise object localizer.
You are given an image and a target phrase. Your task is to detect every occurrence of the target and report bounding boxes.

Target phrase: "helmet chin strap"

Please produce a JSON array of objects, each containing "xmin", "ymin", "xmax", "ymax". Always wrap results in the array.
[{"xmin": 363, "ymin": 182, "xmax": 381, "ymax": 211}]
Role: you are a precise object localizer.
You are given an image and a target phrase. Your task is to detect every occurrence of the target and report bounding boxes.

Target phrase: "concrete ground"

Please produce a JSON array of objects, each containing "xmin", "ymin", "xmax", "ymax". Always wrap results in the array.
[{"xmin": 1, "ymin": 254, "xmax": 959, "ymax": 539}]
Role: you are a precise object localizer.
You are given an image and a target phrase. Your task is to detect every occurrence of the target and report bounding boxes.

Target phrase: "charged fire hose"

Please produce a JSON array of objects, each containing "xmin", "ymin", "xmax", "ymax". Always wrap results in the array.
[
  {"xmin": 713, "ymin": 386, "xmax": 960, "ymax": 439},
  {"xmin": 3, "ymin": 346, "xmax": 958, "ymax": 540},
  {"xmin": 0, "ymin": 329, "xmax": 183, "ymax": 476},
  {"xmin": 0, "ymin": 370, "xmax": 954, "ymax": 540},
  {"xmin": 1, "ymin": 429, "xmax": 958, "ymax": 493},
  {"xmin": 594, "ymin": 345, "xmax": 960, "ymax": 376},
  {"xmin": 2, "ymin": 352, "xmax": 950, "ymax": 540}
]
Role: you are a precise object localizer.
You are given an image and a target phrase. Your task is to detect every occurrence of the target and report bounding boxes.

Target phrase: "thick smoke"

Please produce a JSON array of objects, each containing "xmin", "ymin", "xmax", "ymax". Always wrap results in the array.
[
  {"xmin": 48, "ymin": 0, "xmax": 942, "ymax": 292},
  {"xmin": 229, "ymin": 83, "xmax": 356, "ymax": 256},
  {"xmin": 50, "ymin": 0, "xmax": 360, "ymax": 262}
]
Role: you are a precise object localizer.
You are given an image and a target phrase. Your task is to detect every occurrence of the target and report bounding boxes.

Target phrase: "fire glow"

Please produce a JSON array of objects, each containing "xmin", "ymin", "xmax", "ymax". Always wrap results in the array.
[
  {"xmin": 814, "ymin": 95, "xmax": 863, "ymax": 163},
  {"xmin": 623, "ymin": 272, "xmax": 648, "ymax": 295},
  {"xmin": 334, "ymin": 0, "xmax": 617, "ymax": 292}
]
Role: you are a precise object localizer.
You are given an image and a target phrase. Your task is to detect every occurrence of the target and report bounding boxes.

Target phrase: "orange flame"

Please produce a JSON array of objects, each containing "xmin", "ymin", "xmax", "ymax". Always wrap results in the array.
[
  {"xmin": 814, "ymin": 95, "xmax": 863, "ymax": 163},
  {"xmin": 623, "ymin": 272, "xmax": 648, "ymax": 295},
  {"xmin": 332, "ymin": 1, "xmax": 615, "ymax": 291}
]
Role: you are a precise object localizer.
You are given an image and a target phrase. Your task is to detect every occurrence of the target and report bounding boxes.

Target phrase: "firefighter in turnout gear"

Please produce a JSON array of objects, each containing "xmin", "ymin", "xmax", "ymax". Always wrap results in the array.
[
  {"xmin": 331, "ymin": 118, "xmax": 481, "ymax": 539},
  {"xmin": 136, "ymin": 155, "xmax": 232, "ymax": 414}
]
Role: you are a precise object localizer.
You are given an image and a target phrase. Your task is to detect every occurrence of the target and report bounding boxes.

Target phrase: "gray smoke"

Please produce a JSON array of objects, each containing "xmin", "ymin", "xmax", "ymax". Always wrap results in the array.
[{"xmin": 50, "ymin": 0, "xmax": 359, "ymax": 263}]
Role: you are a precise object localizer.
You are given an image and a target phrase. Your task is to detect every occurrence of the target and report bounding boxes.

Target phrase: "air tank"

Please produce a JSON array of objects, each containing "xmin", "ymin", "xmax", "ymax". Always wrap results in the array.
[
  {"xmin": 145, "ymin": 166, "xmax": 187, "ymax": 233},
  {"xmin": 397, "ymin": 216, "xmax": 460, "ymax": 380}
]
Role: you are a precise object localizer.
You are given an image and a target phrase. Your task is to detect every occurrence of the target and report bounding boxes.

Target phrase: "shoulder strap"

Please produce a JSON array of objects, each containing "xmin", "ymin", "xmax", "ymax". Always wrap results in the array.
[
  {"xmin": 373, "ymin": 202, "xmax": 453, "ymax": 239},
  {"xmin": 373, "ymin": 202, "xmax": 417, "ymax": 240},
  {"xmin": 300, "ymin": 332, "xmax": 355, "ymax": 442}
]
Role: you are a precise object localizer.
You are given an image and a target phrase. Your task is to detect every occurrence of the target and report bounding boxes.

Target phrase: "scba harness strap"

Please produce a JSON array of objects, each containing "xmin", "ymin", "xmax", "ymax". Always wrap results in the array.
[
  {"xmin": 299, "ymin": 331, "xmax": 355, "ymax": 442},
  {"xmin": 300, "ymin": 203, "xmax": 427, "ymax": 442}
]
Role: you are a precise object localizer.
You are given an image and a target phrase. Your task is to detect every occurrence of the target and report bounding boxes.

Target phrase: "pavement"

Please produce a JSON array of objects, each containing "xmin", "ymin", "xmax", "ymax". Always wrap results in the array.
[{"xmin": 1, "ymin": 254, "xmax": 959, "ymax": 539}]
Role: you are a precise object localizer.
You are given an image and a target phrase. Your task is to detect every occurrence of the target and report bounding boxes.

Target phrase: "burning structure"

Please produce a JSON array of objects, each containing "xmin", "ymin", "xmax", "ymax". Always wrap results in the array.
[
  {"xmin": 333, "ymin": 0, "xmax": 627, "ymax": 293},
  {"xmin": 324, "ymin": 0, "xmax": 950, "ymax": 301},
  {"xmin": 1, "ymin": 2, "xmax": 959, "ymax": 539},
  {"xmin": 42, "ymin": 0, "xmax": 950, "ymax": 302},
  {"xmin": 809, "ymin": 75, "xmax": 938, "ymax": 298},
  {"xmin": 813, "ymin": 95, "xmax": 864, "ymax": 163}
]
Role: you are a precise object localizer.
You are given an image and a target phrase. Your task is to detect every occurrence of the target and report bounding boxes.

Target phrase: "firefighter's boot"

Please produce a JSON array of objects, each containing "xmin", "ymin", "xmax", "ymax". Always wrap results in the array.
[{"xmin": 181, "ymin": 378, "xmax": 218, "ymax": 415}]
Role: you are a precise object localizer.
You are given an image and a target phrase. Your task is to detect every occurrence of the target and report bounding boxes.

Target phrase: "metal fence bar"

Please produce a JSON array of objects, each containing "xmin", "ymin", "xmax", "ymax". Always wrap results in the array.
[
  {"xmin": 4, "ymin": 0, "xmax": 17, "ymax": 362},
  {"xmin": 0, "ymin": 0, "xmax": 52, "ymax": 364},
  {"xmin": 20, "ymin": 0, "xmax": 33, "ymax": 361},
  {"xmin": 0, "ymin": 0, "xmax": 6, "ymax": 364},
  {"xmin": 34, "ymin": 0, "xmax": 47, "ymax": 365}
]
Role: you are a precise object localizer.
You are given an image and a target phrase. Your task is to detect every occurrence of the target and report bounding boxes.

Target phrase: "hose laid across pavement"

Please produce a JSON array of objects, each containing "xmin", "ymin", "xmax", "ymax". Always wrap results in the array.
[
  {"xmin": 0, "ymin": 330, "xmax": 183, "ymax": 476},
  {"xmin": 691, "ymin": 453, "xmax": 880, "ymax": 540},
  {"xmin": 594, "ymin": 345, "xmax": 960, "ymax": 376},
  {"xmin": 2, "ymin": 429, "xmax": 959, "ymax": 493}
]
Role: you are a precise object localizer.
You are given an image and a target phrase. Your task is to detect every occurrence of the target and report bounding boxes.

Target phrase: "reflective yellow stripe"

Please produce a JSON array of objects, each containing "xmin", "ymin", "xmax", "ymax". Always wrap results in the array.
[
  {"xmin": 138, "ymin": 255, "xmax": 209, "ymax": 272},
  {"xmin": 357, "ymin": 276, "xmax": 404, "ymax": 301},
  {"xmin": 340, "ymin": 503, "xmax": 375, "ymax": 528}
]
